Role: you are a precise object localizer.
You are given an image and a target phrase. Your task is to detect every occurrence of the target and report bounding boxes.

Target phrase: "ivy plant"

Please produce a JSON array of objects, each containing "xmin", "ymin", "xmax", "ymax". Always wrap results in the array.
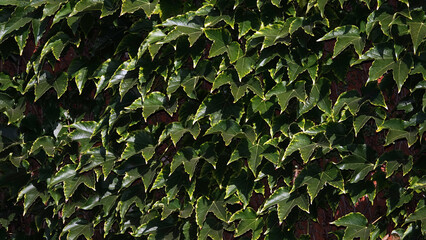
[{"xmin": 0, "ymin": 0, "xmax": 425, "ymax": 239}]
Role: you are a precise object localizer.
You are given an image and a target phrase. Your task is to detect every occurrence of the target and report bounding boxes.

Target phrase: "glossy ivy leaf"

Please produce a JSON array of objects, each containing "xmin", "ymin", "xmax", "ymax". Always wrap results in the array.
[
  {"xmin": 60, "ymin": 218, "xmax": 94, "ymax": 240},
  {"xmin": 247, "ymin": 138, "xmax": 266, "ymax": 176},
  {"xmin": 366, "ymin": 10, "xmax": 393, "ymax": 37},
  {"xmin": 332, "ymin": 213, "xmax": 372, "ymax": 240},
  {"xmin": 143, "ymin": 92, "xmax": 167, "ymax": 119},
  {"xmin": 121, "ymin": 130, "xmax": 155, "ymax": 162},
  {"xmin": 379, "ymin": 119, "xmax": 418, "ymax": 146},
  {"xmin": 405, "ymin": 200, "xmax": 426, "ymax": 232},
  {"xmin": 266, "ymin": 81, "xmax": 305, "ymax": 112},
  {"xmin": 235, "ymin": 55, "xmax": 256, "ymax": 80},
  {"xmin": 0, "ymin": 6, "xmax": 34, "ymax": 42},
  {"xmin": 338, "ymin": 145, "xmax": 375, "ymax": 183},
  {"xmin": 194, "ymin": 93, "xmax": 244, "ymax": 125},
  {"xmin": 69, "ymin": 121, "xmax": 97, "ymax": 152},
  {"xmin": 63, "ymin": 172, "xmax": 95, "ymax": 200},
  {"xmin": 204, "ymin": 28, "xmax": 243, "ymax": 63},
  {"xmin": 284, "ymin": 52, "xmax": 318, "ymax": 83},
  {"xmin": 70, "ymin": 0, "xmax": 103, "ymax": 16},
  {"xmin": 159, "ymin": 122, "xmax": 200, "ymax": 145},
  {"xmin": 317, "ymin": 0, "xmax": 328, "ymax": 17},
  {"xmin": 293, "ymin": 163, "xmax": 344, "ymax": 202},
  {"xmin": 317, "ymin": 25, "xmax": 364, "ymax": 57},
  {"xmin": 170, "ymin": 147, "xmax": 199, "ymax": 180},
  {"xmin": 408, "ymin": 11, "xmax": 426, "ymax": 55},
  {"xmin": 283, "ymin": 133, "xmax": 317, "ymax": 163},
  {"xmin": 196, "ymin": 197, "xmax": 228, "ymax": 227},
  {"xmin": 79, "ymin": 147, "xmax": 117, "ymax": 179},
  {"xmin": 251, "ymin": 96, "xmax": 274, "ymax": 115},
  {"xmin": 333, "ymin": 90, "xmax": 362, "ymax": 120},
  {"xmin": 30, "ymin": 136, "xmax": 55, "ymax": 157},
  {"xmin": 354, "ymin": 44, "xmax": 398, "ymax": 84},
  {"xmin": 17, "ymin": 183, "xmax": 44, "ymax": 215},
  {"xmin": 393, "ymin": 54, "xmax": 413, "ymax": 92},
  {"xmin": 386, "ymin": 183, "xmax": 413, "ymax": 215},
  {"xmin": 121, "ymin": 0, "xmax": 158, "ymax": 17},
  {"xmin": 161, "ymin": 14, "xmax": 204, "ymax": 47},
  {"xmin": 205, "ymin": 119, "xmax": 242, "ymax": 146},
  {"xmin": 225, "ymin": 169, "xmax": 254, "ymax": 207},
  {"xmin": 250, "ymin": 21, "xmax": 291, "ymax": 50},
  {"xmin": 198, "ymin": 217, "xmax": 223, "ymax": 240},
  {"xmin": 229, "ymin": 208, "xmax": 264, "ymax": 240},
  {"xmin": 261, "ymin": 187, "xmax": 309, "ymax": 223}
]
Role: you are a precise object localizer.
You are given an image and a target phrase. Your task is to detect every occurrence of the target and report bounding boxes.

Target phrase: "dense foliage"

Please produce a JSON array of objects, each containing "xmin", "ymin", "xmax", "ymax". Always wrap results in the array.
[{"xmin": 0, "ymin": 0, "xmax": 425, "ymax": 239}]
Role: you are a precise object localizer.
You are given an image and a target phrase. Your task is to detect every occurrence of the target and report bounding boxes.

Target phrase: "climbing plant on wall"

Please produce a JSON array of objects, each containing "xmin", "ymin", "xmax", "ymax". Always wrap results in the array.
[{"xmin": 0, "ymin": 0, "xmax": 425, "ymax": 239}]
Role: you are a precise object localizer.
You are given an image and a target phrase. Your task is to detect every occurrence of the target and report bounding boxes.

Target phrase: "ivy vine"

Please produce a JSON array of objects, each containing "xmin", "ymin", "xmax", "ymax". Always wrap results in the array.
[{"xmin": 0, "ymin": 0, "xmax": 425, "ymax": 239}]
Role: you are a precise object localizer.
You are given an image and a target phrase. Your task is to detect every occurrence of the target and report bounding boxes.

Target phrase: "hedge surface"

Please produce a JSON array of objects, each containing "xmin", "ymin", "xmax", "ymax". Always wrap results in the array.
[{"xmin": 0, "ymin": 0, "xmax": 425, "ymax": 239}]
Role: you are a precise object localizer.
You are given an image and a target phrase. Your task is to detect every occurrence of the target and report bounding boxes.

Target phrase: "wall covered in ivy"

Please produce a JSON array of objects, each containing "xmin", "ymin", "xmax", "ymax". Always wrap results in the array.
[{"xmin": 0, "ymin": 0, "xmax": 425, "ymax": 239}]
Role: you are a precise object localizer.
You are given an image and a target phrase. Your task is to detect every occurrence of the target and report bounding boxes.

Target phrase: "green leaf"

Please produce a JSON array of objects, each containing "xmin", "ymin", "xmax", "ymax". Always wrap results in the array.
[
  {"xmin": 317, "ymin": 0, "xmax": 328, "ymax": 17},
  {"xmin": 63, "ymin": 172, "xmax": 95, "ymax": 199},
  {"xmin": 121, "ymin": 130, "xmax": 155, "ymax": 162},
  {"xmin": 121, "ymin": 0, "xmax": 158, "ymax": 17},
  {"xmin": 332, "ymin": 213, "xmax": 372, "ymax": 240},
  {"xmin": 386, "ymin": 183, "xmax": 413, "ymax": 215},
  {"xmin": 159, "ymin": 122, "xmax": 200, "ymax": 145},
  {"xmin": 93, "ymin": 59, "xmax": 121, "ymax": 96},
  {"xmin": 406, "ymin": 200, "xmax": 426, "ymax": 230},
  {"xmin": 171, "ymin": 147, "xmax": 199, "ymax": 180},
  {"xmin": 234, "ymin": 55, "xmax": 256, "ymax": 80},
  {"xmin": 204, "ymin": 28, "xmax": 244, "ymax": 63},
  {"xmin": 338, "ymin": 145, "xmax": 374, "ymax": 183},
  {"xmin": 40, "ymin": 32, "xmax": 70, "ymax": 61},
  {"xmin": 283, "ymin": 133, "xmax": 317, "ymax": 163},
  {"xmin": 48, "ymin": 164, "xmax": 77, "ymax": 188},
  {"xmin": 251, "ymin": 96, "xmax": 274, "ymax": 115},
  {"xmin": 194, "ymin": 93, "xmax": 243, "ymax": 124},
  {"xmin": 69, "ymin": 121, "xmax": 97, "ymax": 152},
  {"xmin": 266, "ymin": 81, "xmax": 305, "ymax": 112},
  {"xmin": 198, "ymin": 217, "xmax": 223, "ymax": 240},
  {"xmin": 205, "ymin": 119, "xmax": 242, "ymax": 146},
  {"xmin": 34, "ymin": 72, "xmax": 53, "ymax": 101},
  {"xmin": 355, "ymin": 45, "xmax": 397, "ymax": 83},
  {"xmin": 229, "ymin": 208, "xmax": 264, "ymax": 240},
  {"xmin": 247, "ymin": 140, "xmax": 265, "ymax": 176},
  {"xmin": 162, "ymin": 17, "xmax": 203, "ymax": 47},
  {"xmin": 17, "ymin": 184, "xmax": 43, "ymax": 215},
  {"xmin": 80, "ymin": 147, "xmax": 117, "ymax": 179},
  {"xmin": 14, "ymin": 27, "xmax": 29, "ymax": 55},
  {"xmin": 68, "ymin": 58, "xmax": 90, "ymax": 94},
  {"xmin": 353, "ymin": 115, "xmax": 373, "ymax": 136},
  {"xmin": 0, "ymin": 7, "xmax": 34, "ymax": 42},
  {"xmin": 225, "ymin": 169, "xmax": 254, "ymax": 207},
  {"xmin": 385, "ymin": 129, "xmax": 417, "ymax": 147},
  {"xmin": 284, "ymin": 52, "xmax": 318, "ymax": 82},
  {"xmin": 261, "ymin": 187, "xmax": 309, "ymax": 223},
  {"xmin": 393, "ymin": 55, "xmax": 413, "ymax": 92},
  {"xmin": 196, "ymin": 197, "xmax": 228, "ymax": 227},
  {"xmin": 61, "ymin": 218, "xmax": 94, "ymax": 240},
  {"xmin": 53, "ymin": 72, "xmax": 68, "ymax": 99},
  {"xmin": 293, "ymin": 163, "xmax": 343, "ymax": 202},
  {"xmin": 333, "ymin": 90, "xmax": 362, "ymax": 120},
  {"xmin": 30, "ymin": 136, "xmax": 55, "ymax": 157},
  {"xmin": 204, "ymin": 28, "xmax": 230, "ymax": 58},
  {"xmin": 251, "ymin": 21, "xmax": 291, "ymax": 49},
  {"xmin": 143, "ymin": 92, "xmax": 166, "ymax": 119},
  {"xmin": 408, "ymin": 15, "xmax": 426, "ymax": 55},
  {"xmin": 317, "ymin": 25, "xmax": 364, "ymax": 57}
]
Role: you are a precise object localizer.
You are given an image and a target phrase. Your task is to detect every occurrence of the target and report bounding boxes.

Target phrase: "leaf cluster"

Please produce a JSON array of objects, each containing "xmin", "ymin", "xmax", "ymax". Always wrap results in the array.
[{"xmin": 0, "ymin": 0, "xmax": 425, "ymax": 239}]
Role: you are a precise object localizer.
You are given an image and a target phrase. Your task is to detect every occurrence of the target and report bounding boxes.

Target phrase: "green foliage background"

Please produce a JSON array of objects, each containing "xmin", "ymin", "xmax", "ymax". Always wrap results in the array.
[{"xmin": 0, "ymin": 0, "xmax": 425, "ymax": 239}]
